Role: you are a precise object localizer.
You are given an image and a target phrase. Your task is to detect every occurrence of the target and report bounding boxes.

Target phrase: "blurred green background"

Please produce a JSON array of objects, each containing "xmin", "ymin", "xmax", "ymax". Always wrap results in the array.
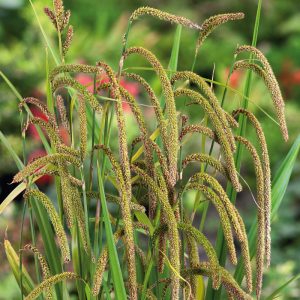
[{"xmin": 0, "ymin": 0, "xmax": 300, "ymax": 298}]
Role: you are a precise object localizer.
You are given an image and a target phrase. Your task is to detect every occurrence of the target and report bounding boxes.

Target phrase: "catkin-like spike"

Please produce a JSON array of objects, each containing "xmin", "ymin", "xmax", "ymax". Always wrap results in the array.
[
  {"xmin": 24, "ymin": 190, "xmax": 70, "ymax": 263},
  {"xmin": 96, "ymin": 62, "xmax": 132, "ymax": 197},
  {"xmin": 129, "ymin": 7, "xmax": 201, "ymax": 30},
  {"xmin": 171, "ymin": 71, "xmax": 236, "ymax": 152},
  {"xmin": 92, "ymin": 228, "xmax": 123, "ymax": 295},
  {"xmin": 62, "ymin": 9, "xmax": 71, "ymax": 30},
  {"xmin": 50, "ymin": 64, "xmax": 102, "ymax": 82},
  {"xmin": 183, "ymin": 263, "xmax": 252, "ymax": 300},
  {"xmin": 77, "ymin": 95, "xmax": 87, "ymax": 159},
  {"xmin": 180, "ymin": 124, "xmax": 216, "ymax": 142},
  {"xmin": 62, "ymin": 25, "xmax": 73, "ymax": 57},
  {"xmin": 225, "ymin": 112, "xmax": 239, "ymax": 128},
  {"xmin": 44, "ymin": 7, "xmax": 57, "ymax": 29},
  {"xmin": 24, "ymin": 272, "xmax": 79, "ymax": 300},
  {"xmin": 233, "ymin": 108, "xmax": 271, "ymax": 268},
  {"xmin": 235, "ymin": 136, "xmax": 265, "ymax": 299},
  {"xmin": 59, "ymin": 164, "xmax": 75, "ymax": 228},
  {"xmin": 148, "ymin": 139, "xmax": 171, "ymax": 188},
  {"xmin": 178, "ymin": 222, "xmax": 221, "ymax": 289},
  {"xmin": 104, "ymin": 82, "xmax": 157, "ymax": 217},
  {"xmin": 23, "ymin": 244, "xmax": 52, "ymax": 300},
  {"xmin": 132, "ymin": 165, "xmax": 180, "ymax": 300},
  {"xmin": 57, "ymin": 144, "xmax": 80, "ymax": 158},
  {"xmin": 185, "ymin": 183, "xmax": 237, "ymax": 265},
  {"xmin": 71, "ymin": 185, "xmax": 89, "ymax": 253},
  {"xmin": 30, "ymin": 117, "xmax": 61, "ymax": 147},
  {"xmin": 13, "ymin": 153, "xmax": 81, "ymax": 183},
  {"xmin": 56, "ymin": 95, "xmax": 70, "ymax": 134},
  {"xmin": 182, "ymin": 153, "xmax": 228, "ymax": 179},
  {"xmin": 124, "ymin": 47, "xmax": 178, "ymax": 187},
  {"xmin": 190, "ymin": 172, "xmax": 253, "ymax": 292},
  {"xmin": 196, "ymin": 13, "xmax": 244, "ymax": 54},
  {"xmin": 20, "ymin": 97, "xmax": 57, "ymax": 128},
  {"xmin": 51, "ymin": 76, "xmax": 102, "ymax": 113},
  {"xmin": 184, "ymin": 217, "xmax": 201, "ymax": 298},
  {"xmin": 122, "ymin": 72, "xmax": 168, "ymax": 147},
  {"xmin": 235, "ymin": 45, "xmax": 288, "ymax": 141},
  {"xmin": 53, "ymin": 0, "xmax": 64, "ymax": 31},
  {"xmin": 175, "ymin": 88, "xmax": 241, "ymax": 192}
]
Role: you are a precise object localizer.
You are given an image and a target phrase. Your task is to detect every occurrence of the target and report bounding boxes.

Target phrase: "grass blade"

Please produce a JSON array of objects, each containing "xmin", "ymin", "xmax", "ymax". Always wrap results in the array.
[{"xmin": 265, "ymin": 272, "xmax": 300, "ymax": 300}]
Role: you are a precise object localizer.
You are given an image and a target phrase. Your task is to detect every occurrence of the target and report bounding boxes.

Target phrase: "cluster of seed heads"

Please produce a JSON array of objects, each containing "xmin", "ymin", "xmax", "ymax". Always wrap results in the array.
[{"xmin": 7, "ymin": 1, "xmax": 289, "ymax": 300}]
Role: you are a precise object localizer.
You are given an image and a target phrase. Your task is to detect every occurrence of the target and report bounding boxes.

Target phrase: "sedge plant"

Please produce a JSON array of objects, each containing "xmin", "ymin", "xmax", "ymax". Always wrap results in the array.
[{"xmin": 0, "ymin": 1, "xmax": 299, "ymax": 299}]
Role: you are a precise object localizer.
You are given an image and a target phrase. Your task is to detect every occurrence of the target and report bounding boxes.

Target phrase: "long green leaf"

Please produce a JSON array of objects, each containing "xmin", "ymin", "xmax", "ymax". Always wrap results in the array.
[
  {"xmin": 234, "ymin": 135, "xmax": 300, "ymax": 283},
  {"xmin": 265, "ymin": 272, "xmax": 300, "ymax": 300}
]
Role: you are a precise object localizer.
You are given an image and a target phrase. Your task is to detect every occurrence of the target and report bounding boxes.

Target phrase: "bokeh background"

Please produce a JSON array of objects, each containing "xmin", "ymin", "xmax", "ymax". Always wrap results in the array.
[{"xmin": 0, "ymin": 0, "xmax": 299, "ymax": 299}]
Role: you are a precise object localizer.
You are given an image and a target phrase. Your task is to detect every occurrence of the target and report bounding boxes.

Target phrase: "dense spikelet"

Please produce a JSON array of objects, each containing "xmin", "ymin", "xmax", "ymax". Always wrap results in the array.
[
  {"xmin": 23, "ymin": 244, "xmax": 50, "ymax": 279},
  {"xmin": 13, "ymin": 153, "xmax": 81, "ymax": 183},
  {"xmin": 225, "ymin": 112, "xmax": 239, "ymax": 128},
  {"xmin": 50, "ymin": 64, "xmax": 102, "ymax": 82},
  {"xmin": 20, "ymin": 97, "xmax": 56, "ymax": 126},
  {"xmin": 92, "ymin": 228, "xmax": 123, "ymax": 295},
  {"xmin": 233, "ymin": 108, "xmax": 271, "ymax": 267},
  {"xmin": 30, "ymin": 117, "xmax": 61, "ymax": 147},
  {"xmin": 62, "ymin": 9, "xmax": 71, "ymax": 30},
  {"xmin": 53, "ymin": 0, "xmax": 64, "ymax": 31},
  {"xmin": 24, "ymin": 272, "xmax": 79, "ymax": 300},
  {"xmin": 23, "ymin": 244, "xmax": 52, "ymax": 300},
  {"xmin": 182, "ymin": 153, "xmax": 228, "ymax": 179},
  {"xmin": 131, "ymin": 165, "xmax": 180, "ymax": 300},
  {"xmin": 103, "ymin": 82, "xmax": 157, "ymax": 217},
  {"xmin": 56, "ymin": 95, "xmax": 70, "ymax": 133},
  {"xmin": 174, "ymin": 88, "xmax": 242, "ymax": 191},
  {"xmin": 235, "ymin": 136, "xmax": 265, "ymax": 299},
  {"xmin": 71, "ymin": 185, "xmax": 89, "ymax": 253},
  {"xmin": 196, "ymin": 13, "xmax": 244, "ymax": 54},
  {"xmin": 59, "ymin": 165, "xmax": 76, "ymax": 228},
  {"xmin": 184, "ymin": 216, "xmax": 201, "ymax": 298},
  {"xmin": 77, "ymin": 95, "xmax": 87, "ymax": 159},
  {"xmin": 123, "ymin": 47, "xmax": 178, "ymax": 187},
  {"xmin": 184, "ymin": 183, "xmax": 237, "ymax": 265},
  {"xmin": 148, "ymin": 139, "xmax": 171, "ymax": 187},
  {"xmin": 183, "ymin": 263, "xmax": 252, "ymax": 300},
  {"xmin": 44, "ymin": 7, "xmax": 57, "ymax": 29},
  {"xmin": 62, "ymin": 25, "xmax": 73, "ymax": 57},
  {"xmin": 190, "ymin": 172, "xmax": 252, "ymax": 291},
  {"xmin": 129, "ymin": 7, "xmax": 201, "ymax": 30},
  {"xmin": 180, "ymin": 124, "xmax": 216, "ymax": 141},
  {"xmin": 235, "ymin": 45, "xmax": 288, "ymax": 141},
  {"xmin": 24, "ymin": 190, "xmax": 70, "ymax": 262},
  {"xmin": 123, "ymin": 72, "xmax": 168, "ymax": 146},
  {"xmin": 96, "ymin": 62, "xmax": 132, "ymax": 197},
  {"xmin": 51, "ymin": 76, "xmax": 102, "ymax": 113},
  {"xmin": 171, "ymin": 71, "xmax": 236, "ymax": 152},
  {"xmin": 178, "ymin": 223, "xmax": 221, "ymax": 289}
]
